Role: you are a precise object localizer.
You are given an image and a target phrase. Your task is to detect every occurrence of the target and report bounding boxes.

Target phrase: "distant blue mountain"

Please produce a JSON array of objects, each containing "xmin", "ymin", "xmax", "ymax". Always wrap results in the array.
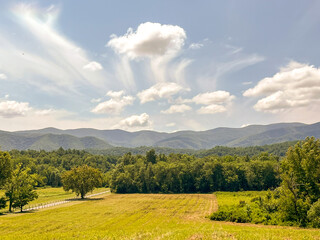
[{"xmin": 0, "ymin": 122, "xmax": 319, "ymax": 151}]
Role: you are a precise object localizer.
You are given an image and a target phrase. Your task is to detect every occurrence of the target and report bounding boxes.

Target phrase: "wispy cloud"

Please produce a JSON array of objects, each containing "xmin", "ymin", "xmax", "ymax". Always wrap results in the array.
[{"xmin": 0, "ymin": 3, "xmax": 109, "ymax": 96}]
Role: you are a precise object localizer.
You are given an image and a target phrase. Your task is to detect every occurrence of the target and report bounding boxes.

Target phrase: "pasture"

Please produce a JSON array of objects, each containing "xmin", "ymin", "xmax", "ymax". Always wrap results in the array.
[{"xmin": 0, "ymin": 191, "xmax": 319, "ymax": 239}]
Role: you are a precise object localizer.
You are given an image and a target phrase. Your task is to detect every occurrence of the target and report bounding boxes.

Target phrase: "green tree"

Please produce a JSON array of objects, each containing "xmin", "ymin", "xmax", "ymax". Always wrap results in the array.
[
  {"xmin": 146, "ymin": 149, "xmax": 157, "ymax": 164},
  {"xmin": 0, "ymin": 151, "xmax": 12, "ymax": 210},
  {"xmin": 279, "ymin": 137, "xmax": 320, "ymax": 226},
  {"xmin": 5, "ymin": 165, "xmax": 38, "ymax": 212},
  {"xmin": 62, "ymin": 165, "xmax": 103, "ymax": 199},
  {"xmin": 0, "ymin": 151, "xmax": 12, "ymax": 186}
]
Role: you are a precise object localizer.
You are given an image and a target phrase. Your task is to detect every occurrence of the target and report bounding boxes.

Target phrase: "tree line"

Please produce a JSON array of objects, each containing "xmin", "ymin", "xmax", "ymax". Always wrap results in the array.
[
  {"xmin": 210, "ymin": 137, "xmax": 320, "ymax": 227},
  {"xmin": 108, "ymin": 150, "xmax": 280, "ymax": 193}
]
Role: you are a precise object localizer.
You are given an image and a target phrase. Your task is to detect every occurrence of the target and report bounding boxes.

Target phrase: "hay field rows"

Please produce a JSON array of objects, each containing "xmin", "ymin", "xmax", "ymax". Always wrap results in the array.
[{"xmin": 0, "ymin": 192, "xmax": 319, "ymax": 239}]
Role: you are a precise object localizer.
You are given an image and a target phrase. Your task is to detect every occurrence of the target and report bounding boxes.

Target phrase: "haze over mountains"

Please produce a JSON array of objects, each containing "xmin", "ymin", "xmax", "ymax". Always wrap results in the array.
[{"xmin": 0, "ymin": 122, "xmax": 319, "ymax": 151}]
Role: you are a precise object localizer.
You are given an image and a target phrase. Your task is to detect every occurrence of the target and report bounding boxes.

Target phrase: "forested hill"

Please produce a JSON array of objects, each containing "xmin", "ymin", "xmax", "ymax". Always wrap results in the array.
[
  {"xmin": 0, "ymin": 121, "xmax": 319, "ymax": 150},
  {"xmin": 0, "ymin": 132, "xmax": 113, "ymax": 151},
  {"xmin": 88, "ymin": 141, "xmax": 297, "ymax": 157}
]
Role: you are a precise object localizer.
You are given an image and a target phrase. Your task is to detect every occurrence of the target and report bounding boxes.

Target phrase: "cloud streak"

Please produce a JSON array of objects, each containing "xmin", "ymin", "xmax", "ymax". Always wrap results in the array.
[{"xmin": 0, "ymin": 3, "xmax": 109, "ymax": 96}]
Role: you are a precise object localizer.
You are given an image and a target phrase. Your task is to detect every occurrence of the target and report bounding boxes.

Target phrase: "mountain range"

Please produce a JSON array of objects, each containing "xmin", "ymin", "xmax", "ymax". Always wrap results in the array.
[{"xmin": 0, "ymin": 122, "xmax": 319, "ymax": 151}]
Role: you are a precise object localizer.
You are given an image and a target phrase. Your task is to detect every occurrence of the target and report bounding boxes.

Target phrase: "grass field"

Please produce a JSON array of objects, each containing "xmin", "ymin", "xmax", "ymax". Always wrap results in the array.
[
  {"xmin": 0, "ymin": 187, "xmax": 108, "ymax": 213},
  {"xmin": 0, "ymin": 192, "xmax": 320, "ymax": 239},
  {"xmin": 214, "ymin": 191, "xmax": 267, "ymax": 207}
]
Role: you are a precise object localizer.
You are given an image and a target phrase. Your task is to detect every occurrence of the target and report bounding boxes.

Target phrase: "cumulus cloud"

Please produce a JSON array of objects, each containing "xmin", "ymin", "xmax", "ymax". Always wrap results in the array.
[
  {"xmin": 0, "ymin": 100, "xmax": 31, "ymax": 118},
  {"xmin": 91, "ymin": 95, "xmax": 134, "ymax": 114},
  {"xmin": 243, "ymin": 61, "xmax": 320, "ymax": 112},
  {"xmin": 0, "ymin": 73, "xmax": 7, "ymax": 80},
  {"xmin": 106, "ymin": 90, "xmax": 124, "ymax": 99},
  {"xmin": 161, "ymin": 104, "xmax": 192, "ymax": 114},
  {"xmin": 192, "ymin": 91, "xmax": 235, "ymax": 105},
  {"xmin": 138, "ymin": 82, "xmax": 186, "ymax": 104},
  {"xmin": 119, "ymin": 113, "xmax": 151, "ymax": 128},
  {"xmin": 107, "ymin": 22, "xmax": 186, "ymax": 59},
  {"xmin": 83, "ymin": 61, "xmax": 103, "ymax": 71},
  {"xmin": 0, "ymin": 99, "xmax": 54, "ymax": 118},
  {"xmin": 197, "ymin": 104, "xmax": 227, "ymax": 114}
]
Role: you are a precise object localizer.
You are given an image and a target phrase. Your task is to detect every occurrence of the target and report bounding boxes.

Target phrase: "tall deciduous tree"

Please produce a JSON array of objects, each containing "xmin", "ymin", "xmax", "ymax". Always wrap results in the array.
[
  {"xmin": 62, "ymin": 165, "xmax": 103, "ymax": 199},
  {"xmin": 5, "ymin": 165, "xmax": 38, "ymax": 212},
  {"xmin": 279, "ymin": 137, "xmax": 320, "ymax": 225},
  {"xmin": 0, "ymin": 151, "xmax": 12, "ymax": 210},
  {"xmin": 0, "ymin": 151, "xmax": 12, "ymax": 186}
]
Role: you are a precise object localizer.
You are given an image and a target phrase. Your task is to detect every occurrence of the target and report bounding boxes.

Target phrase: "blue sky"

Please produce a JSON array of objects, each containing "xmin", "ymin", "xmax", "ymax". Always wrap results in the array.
[{"xmin": 0, "ymin": 0, "xmax": 320, "ymax": 131}]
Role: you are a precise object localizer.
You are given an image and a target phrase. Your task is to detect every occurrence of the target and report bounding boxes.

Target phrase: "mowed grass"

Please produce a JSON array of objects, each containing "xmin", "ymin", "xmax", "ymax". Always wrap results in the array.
[
  {"xmin": 214, "ymin": 191, "xmax": 267, "ymax": 207},
  {"xmin": 0, "ymin": 187, "xmax": 108, "ymax": 213},
  {"xmin": 1, "ymin": 193, "xmax": 320, "ymax": 239}
]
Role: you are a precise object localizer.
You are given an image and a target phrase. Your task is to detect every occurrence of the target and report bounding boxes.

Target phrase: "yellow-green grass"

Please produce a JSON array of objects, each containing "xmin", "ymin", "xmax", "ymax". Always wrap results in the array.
[
  {"xmin": 0, "ymin": 193, "xmax": 319, "ymax": 240},
  {"xmin": 0, "ymin": 187, "xmax": 108, "ymax": 213},
  {"xmin": 215, "ymin": 191, "xmax": 267, "ymax": 207}
]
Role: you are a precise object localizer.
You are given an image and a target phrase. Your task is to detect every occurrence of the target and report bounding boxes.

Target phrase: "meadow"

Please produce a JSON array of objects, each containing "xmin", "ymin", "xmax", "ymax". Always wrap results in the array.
[
  {"xmin": 0, "ymin": 187, "xmax": 108, "ymax": 213},
  {"xmin": 0, "ymin": 190, "xmax": 320, "ymax": 239}
]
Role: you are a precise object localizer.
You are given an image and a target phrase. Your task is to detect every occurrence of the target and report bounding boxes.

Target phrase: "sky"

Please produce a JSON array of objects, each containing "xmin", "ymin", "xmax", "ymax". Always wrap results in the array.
[{"xmin": 0, "ymin": 0, "xmax": 320, "ymax": 132}]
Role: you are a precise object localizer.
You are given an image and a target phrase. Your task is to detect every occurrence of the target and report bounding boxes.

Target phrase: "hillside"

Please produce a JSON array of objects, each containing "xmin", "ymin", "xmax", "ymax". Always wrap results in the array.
[
  {"xmin": 0, "ymin": 132, "xmax": 113, "ymax": 151},
  {"xmin": 1, "ymin": 122, "xmax": 319, "ymax": 150}
]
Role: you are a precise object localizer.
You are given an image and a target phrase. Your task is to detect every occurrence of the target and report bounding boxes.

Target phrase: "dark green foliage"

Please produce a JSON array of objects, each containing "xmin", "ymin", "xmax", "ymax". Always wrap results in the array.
[
  {"xmin": 0, "ymin": 197, "xmax": 6, "ymax": 210},
  {"xmin": 4, "ymin": 165, "xmax": 38, "ymax": 212},
  {"xmin": 308, "ymin": 199, "xmax": 320, "ymax": 227},
  {"xmin": 277, "ymin": 137, "xmax": 320, "ymax": 226},
  {"xmin": 0, "ymin": 151, "xmax": 12, "ymax": 186},
  {"xmin": 196, "ymin": 141, "xmax": 297, "ymax": 158},
  {"xmin": 62, "ymin": 165, "xmax": 103, "ymax": 198},
  {"xmin": 109, "ymin": 150, "xmax": 280, "ymax": 193},
  {"xmin": 210, "ymin": 137, "xmax": 320, "ymax": 228},
  {"xmin": 210, "ymin": 191, "xmax": 281, "ymax": 225},
  {"xmin": 9, "ymin": 148, "xmax": 116, "ymax": 187}
]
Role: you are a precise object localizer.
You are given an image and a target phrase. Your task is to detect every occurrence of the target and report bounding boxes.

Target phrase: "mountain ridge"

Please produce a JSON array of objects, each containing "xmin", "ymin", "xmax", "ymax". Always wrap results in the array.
[{"xmin": 0, "ymin": 122, "xmax": 318, "ymax": 151}]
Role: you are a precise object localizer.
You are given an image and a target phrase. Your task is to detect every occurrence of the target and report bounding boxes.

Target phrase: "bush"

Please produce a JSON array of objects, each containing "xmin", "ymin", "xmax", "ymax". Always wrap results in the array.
[{"xmin": 308, "ymin": 199, "xmax": 320, "ymax": 228}]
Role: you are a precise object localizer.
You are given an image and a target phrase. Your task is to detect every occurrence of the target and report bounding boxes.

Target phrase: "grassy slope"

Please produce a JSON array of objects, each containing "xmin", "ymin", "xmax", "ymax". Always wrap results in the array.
[
  {"xmin": 0, "ymin": 193, "xmax": 319, "ymax": 239},
  {"xmin": 214, "ymin": 191, "xmax": 267, "ymax": 206},
  {"xmin": 0, "ymin": 187, "xmax": 108, "ymax": 213}
]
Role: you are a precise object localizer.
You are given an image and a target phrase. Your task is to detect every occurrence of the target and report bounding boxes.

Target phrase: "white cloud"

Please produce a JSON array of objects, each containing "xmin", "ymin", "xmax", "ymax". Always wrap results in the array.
[
  {"xmin": 83, "ymin": 61, "xmax": 103, "ymax": 71},
  {"xmin": 166, "ymin": 122, "xmax": 176, "ymax": 127},
  {"xmin": 0, "ymin": 73, "xmax": 7, "ymax": 80},
  {"xmin": 91, "ymin": 95, "xmax": 134, "ymax": 114},
  {"xmin": 161, "ymin": 104, "xmax": 192, "ymax": 114},
  {"xmin": 189, "ymin": 43, "xmax": 203, "ymax": 50},
  {"xmin": 0, "ymin": 3, "xmax": 109, "ymax": 95},
  {"xmin": 119, "ymin": 113, "xmax": 151, "ymax": 128},
  {"xmin": 0, "ymin": 100, "xmax": 31, "ymax": 118},
  {"xmin": 90, "ymin": 98, "xmax": 102, "ymax": 103},
  {"xmin": 35, "ymin": 109, "xmax": 54, "ymax": 116},
  {"xmin": 192, "ymin": 91, "xmax": 235, "ymax": 105},
  {"xmin": 106, "ymin": 90, "xmax": 124, "ymax": 99},
  {"xmin": 197, "ymin": 104, "xmax": 227, "ymax": 114},
  {"xmin": 138, "ymin": 82, "xmax": 186, "ymax": 104},
  {"xmin": 107, "ymin": 22, "xmax": 186, "ymax": 59},
  {"xmin": 243, "ymin": 61, "xmax": 320, "ymax": 112},
  {"xmin": 0, "ymin": 99, "xmax": 54, "ymax": 118}
]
